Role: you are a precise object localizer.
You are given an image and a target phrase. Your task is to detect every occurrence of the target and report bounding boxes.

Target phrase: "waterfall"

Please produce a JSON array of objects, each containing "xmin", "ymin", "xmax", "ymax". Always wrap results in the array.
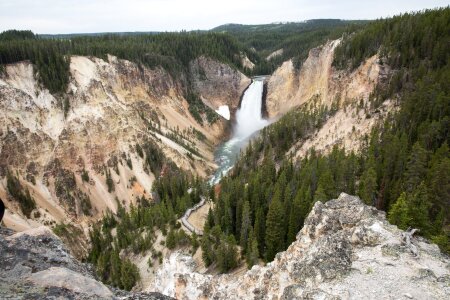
[
  {"xmin": 210, "ymin": 78, "xmax": 269, "ymax": 184},
  {"xmin": 234, "ymin": 80, "xmax": 268, "ymax": 138}
]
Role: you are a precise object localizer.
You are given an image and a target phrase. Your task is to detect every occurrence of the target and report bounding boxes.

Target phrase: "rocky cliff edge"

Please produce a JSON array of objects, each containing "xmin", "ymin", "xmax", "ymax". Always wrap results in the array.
[
  {"xmin": 0, "ymin": 225, "xmax": 173, "ymax": 299},
  {"xmin": 162, "ymin": 193, "xmax": 449, "ymax": 299}
]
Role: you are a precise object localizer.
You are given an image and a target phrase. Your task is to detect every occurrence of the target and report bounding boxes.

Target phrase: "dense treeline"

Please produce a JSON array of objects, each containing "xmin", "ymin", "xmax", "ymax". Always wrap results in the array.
[
  {"xmin": 0, "ymin": 30, "xmax": 253, "ymax": 122},
  {"xmin": 0, "ymin": 20, "xmax": 368, "ymax": 97},
  {"xmin": 214, "ymin": 19, "xmax": 367, "ymax": 73},
  {"xmin": 0, "ymin": 30, "xmax": 249, "ymax": 88},
  {"xmin": 0, "ymin": 36, "xmax": 71, "ymax": 94},
  {"xmin": 206, "ymin": 7, "xmax": 450, "ymax": 269},
  {"xmin": 0, "ymin": 30, "xmax": 36, "ymax": 41},
  {"xmin": 333, "ymin": 8, "xmax": 449, "ymax": 70},
  {"xmin": 68, "ymin": 33, "xmax": 249, "ymax": 75}
]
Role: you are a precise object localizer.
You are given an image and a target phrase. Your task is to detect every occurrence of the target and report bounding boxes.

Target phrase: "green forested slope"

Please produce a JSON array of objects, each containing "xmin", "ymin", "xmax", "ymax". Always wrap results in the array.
[
  {"xmin": 205, "ymin": 7, "xmax": 450, "ymax": 269},
  {"xmin": 213, "ymin": 19, "xmax": 367, "ymax": 73}
]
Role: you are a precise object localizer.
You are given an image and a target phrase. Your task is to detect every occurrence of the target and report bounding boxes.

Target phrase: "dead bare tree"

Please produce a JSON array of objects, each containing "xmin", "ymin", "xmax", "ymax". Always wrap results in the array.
[{"xmin": 401, "ymin": 228, "xmax": 419, "ymax": 257}]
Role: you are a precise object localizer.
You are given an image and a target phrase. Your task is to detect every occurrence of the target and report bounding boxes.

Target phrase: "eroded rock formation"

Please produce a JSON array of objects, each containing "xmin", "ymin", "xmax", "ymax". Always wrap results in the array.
[
  {"xmin": 0, "ymin": 55, "xmax": 245, "ymax": 242},
  {"xmin": 156, "ymin": 194, "xmax": 449, "ymax": 299},
  {"xmin": 0, "ymin": 226, "xmax": 173, "ymax": 299},
  {"xmin": 267, "ymin": 40, "xmax": 393, "ymax": 156},
  {"xmin": 189, "ymin": 56, "xmax": 251, "ymax": 115}
]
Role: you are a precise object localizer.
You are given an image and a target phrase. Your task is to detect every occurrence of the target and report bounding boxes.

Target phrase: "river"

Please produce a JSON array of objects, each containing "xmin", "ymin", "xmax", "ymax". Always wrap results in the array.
[{"xmin": 209, "ymin": 78, "xmax": 269, "ymax": 185}]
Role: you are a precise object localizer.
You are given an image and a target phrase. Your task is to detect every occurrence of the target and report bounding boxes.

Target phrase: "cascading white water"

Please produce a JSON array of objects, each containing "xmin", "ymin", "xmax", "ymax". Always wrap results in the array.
[
  {"xmin": 209, "ymin": 78, "xmax": 269, "ymax": 184},
  {"xmin": 234, "ymin": 80, "xmax": 268, "ymax": 138}
]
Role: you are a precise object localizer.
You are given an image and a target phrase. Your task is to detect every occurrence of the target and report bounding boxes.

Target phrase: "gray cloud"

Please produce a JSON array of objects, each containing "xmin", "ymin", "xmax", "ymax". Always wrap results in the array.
[{"xmin": 0, "ymin": 0, "xmax": 448, "ymax": 34}]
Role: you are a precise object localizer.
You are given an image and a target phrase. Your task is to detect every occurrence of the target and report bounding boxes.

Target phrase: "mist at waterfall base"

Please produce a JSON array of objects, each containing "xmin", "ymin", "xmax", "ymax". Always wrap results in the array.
[{"xmin": 209, "ymin": 79, "xmax": 269, "ymax": 185}]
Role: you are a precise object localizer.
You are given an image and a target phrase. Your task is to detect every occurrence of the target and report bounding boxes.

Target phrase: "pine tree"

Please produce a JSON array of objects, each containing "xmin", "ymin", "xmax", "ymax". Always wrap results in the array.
[
  {"xmin": 201, "ymin": 233, "xmax": 214, "ymax": 267},
  {"xmin": 265, "ymin": 190, "xmax": 285, "ymax": 261},
  {"xmin": 206, "ymin": 207, "xmax": 215, "ymax": 228},
  {"xmin": 218, "ymin": 196, "xmax": 233, "ymax": 235},
  {"xmin": 245, "ymin": 228, "xmax": 259, "ymax": 269},
  {"xmin": 428, "ymin": 146, "xmax": 450, "ymax": 214},
  {"xmin": 408, "ymin": 182, "xmax": 431, "ymax": 236},
  {"xmin": 165, "ymin": 198, "xmax": 175, "ymax": 221},
  {"xmin": 110, "ymin": 249, "xmax": 122, "ymax": 287},
  {"xmin": 240, "ymin": 200, "xmax": 252, "ymax": 251},
  {"xmin": 217, "ymin": 235, "xmax": 239, "ymax": 273},
  {"xmin": 405, "ymin": 142, "xmax": 428, "ymax": 192},
  {"xmin": 388, "ymin": 192, "xmax": 410, "ymax": 230},
  {"xmin": 318, "ymin": 169, "xmax": 336, "ymax": 199},
  {"xmin": 166, "ymin": 229, "xmax": 177, "ymax": 249},
  {"xmin": 358, "ymin": 167, "xmax": 378, "ymax": 205},
  {"xmin": 120, "ymin": 259, "xmax": 140, "ymax": 291},
  {"xmin": 254, "ymin": 207, "xmax": 265, "ymax": 256},
  {"xmin": 235, "ymin": 195, "xmax": 244, "ymax": 238},
  {"xmin": 313, "ymin": 184, "xmax": 328, "ymax": 204},
  {"xmin": 96, "ymin": 252, "xmax": 110, "ymax": 282},
  {"xmin": 105, "ymin": 167, "xmax": 115, "ymax": 193},
  {"xmin": 287, "ymin": 190, "xmax": 303, "ymax": 244}
]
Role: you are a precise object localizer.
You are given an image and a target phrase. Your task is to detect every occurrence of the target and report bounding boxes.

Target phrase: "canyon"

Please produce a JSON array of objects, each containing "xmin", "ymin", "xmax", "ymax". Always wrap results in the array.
[
  {"xmin": 1, "ymin": 24, "xmax": 448, "ymax": 300},
  {"xmin": 0, "ymin": 54, "xmax": 248, "ymax": 247},
  {"xmin": 0, "ymin": 37, "xmax": 391, "ymax": 236}
]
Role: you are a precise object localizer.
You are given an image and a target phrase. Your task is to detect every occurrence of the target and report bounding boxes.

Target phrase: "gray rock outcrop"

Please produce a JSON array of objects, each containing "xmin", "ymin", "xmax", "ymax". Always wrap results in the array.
[
  {"xmin": 0, "ymin": 226, "xmax": 173, "ymax": 299},
  {"xmin": 190, "ymin": 56, "xmax": 251, "ymax": 113},
  {"xmin": 170, "ymin": 193, "xmax": 450, "ymax": 299}
]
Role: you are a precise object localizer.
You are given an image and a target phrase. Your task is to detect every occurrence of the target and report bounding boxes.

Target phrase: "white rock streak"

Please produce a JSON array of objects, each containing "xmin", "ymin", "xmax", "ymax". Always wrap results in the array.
[{"xmin": 215, "ymin": 105, "xmax": 230, "ymax": 120}]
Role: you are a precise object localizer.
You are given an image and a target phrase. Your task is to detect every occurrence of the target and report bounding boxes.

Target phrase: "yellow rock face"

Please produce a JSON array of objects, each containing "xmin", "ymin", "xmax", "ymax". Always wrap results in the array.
[{"xmin": 0, "ymin": 55, "xmax": 245, "ymax": 240}]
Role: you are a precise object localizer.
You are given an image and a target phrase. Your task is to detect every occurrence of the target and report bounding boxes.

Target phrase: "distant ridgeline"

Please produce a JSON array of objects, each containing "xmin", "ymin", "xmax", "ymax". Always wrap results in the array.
[
  {"xmin": 0, "ymin": 19, "xmax": 367, "ymax": 94},
  {"xmin": 0, "ymin": 30, "xmax": 253, "ymax": 89},
  {"xmin": 0, "ymin": 30, "xmax": 263, "ymax": 125},
  {"xmin": 204, "ymin": 7, "xmax": 450, "ymax": 271},
  {"xmin": 0, "ymin": 20, "xmax": 370, "ymax": 120},
  {"xmin": 212, "ymin": 19, "xmax": 369, "ymax": 73}
]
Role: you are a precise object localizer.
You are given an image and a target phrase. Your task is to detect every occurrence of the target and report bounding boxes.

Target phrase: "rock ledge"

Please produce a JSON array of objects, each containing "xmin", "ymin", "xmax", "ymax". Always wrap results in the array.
[
  {"xmin": 169, "ymin": 193, "xmax": 449, "ymax": 299},
  {"xmin": 0, "ymin": 226, "xmax": 172, "ymax": 299}
]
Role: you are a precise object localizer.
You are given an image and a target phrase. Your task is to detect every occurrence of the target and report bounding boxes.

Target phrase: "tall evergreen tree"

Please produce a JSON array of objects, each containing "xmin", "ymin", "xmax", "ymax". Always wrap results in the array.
[
  {"xmin": 265, "ymin": 190, "xmax": 285, "ymax": 261},
  {"xmin": 408, "ymin": 182, "xmax": 431, "ymax": 235},
  {"xmin": 217, "ymin": 235, "xmax": 239, "ymax": 273},
  {"xmin": 358, "ymin": 167, "xmax": 378, "ymax": 205},
  {"xmin": 245, "ymin": 228, "xmax": 259, "ymax": 269},
  {"xmin": 313, "ymin": 184, "xmax": 328, "ymax": 204},
  {"xmin": 388, "ymin": 192, "xmax": 410, "ymax": 230},
  {"xmin": 254, "ymin": 207, "xmax": 266, "ymax": 256},
  {"xmin": 240, "ymin": 200, "xmax": 252, "ymax": 251},
  {"xmin": 404, "ymin": 142, "xmax": 428, "ymax": 192},
  {"xmin": 287, "ymin": 190, "xmax": 303, "ymax": 244}
]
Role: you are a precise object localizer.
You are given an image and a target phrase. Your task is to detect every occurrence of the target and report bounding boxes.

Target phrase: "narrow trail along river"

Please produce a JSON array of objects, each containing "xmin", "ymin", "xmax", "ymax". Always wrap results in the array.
[{"xmin": 209, "ymin": 78, "xmax": 269, "ymax": 185}]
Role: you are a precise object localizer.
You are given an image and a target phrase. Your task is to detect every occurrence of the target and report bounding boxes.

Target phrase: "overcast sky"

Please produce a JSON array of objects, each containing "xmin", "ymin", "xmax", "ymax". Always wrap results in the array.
[{"xmin": 0, "ymin": 0, "xmax": 448, "ymax": 34}]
